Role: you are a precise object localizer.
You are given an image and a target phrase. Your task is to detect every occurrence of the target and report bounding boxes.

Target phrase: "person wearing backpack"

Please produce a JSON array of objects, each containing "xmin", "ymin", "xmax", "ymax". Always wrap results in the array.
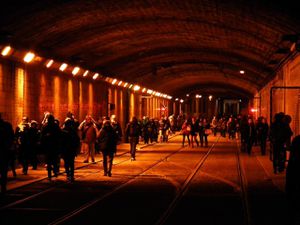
[
  {"xmin": 97, "ymin": 119, "xmax": 118, "ymax": 176},
  {"xmin": 125, "ymin": 117, "xmax": 141, "ymax": 161}
]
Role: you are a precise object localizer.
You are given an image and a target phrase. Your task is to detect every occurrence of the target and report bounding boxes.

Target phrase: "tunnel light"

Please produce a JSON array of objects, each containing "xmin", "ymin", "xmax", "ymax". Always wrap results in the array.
[
  {"xmin": 129, "ymin": 84, "xmax": 133, "ymax": 89},
  {"xmin": 83, "ymin": 70, "xmax": 89, "ymax": 77},
  {"xmin": 133, "ymin": 85, "xmax": 140, "ymax": 91},
  {"xmin": 59, "ymin": 63, "xmax": 67, "ymax": 71},
  {"xmin": 46, "ymin": 59, "xmax": 54, "ymax": 68},
  {"xmin": 23, "ymin": 52, "xmax": 35, "ymax": 63},
  {"xmin": 112, "ymin": 79, "xmax": 117, "ymax": 85},
  {"xmin": 142, "ymin": 88, "xmax": 146, "ymax": 93},
  {"xmin": 147, "ymin": 89, "xmax": 153, "ymax": 94},
  {"xmin": 186, "ymin": 94, "xmax": 189, "ymax": 97},
  {"xmin": 239, "ymin": 99, "xmax": 242, "ymax": 102},
  {"xmin": 152, "ymin": 91, "xmax": 156, "ymax": 95},
  {"xmin": 124, "ymin": 82, "xmax": 128, "ymax": 87},
  {"xmin": 250, "ymin": 108, "xmax": 258, "ymax": 113},
  {"xmin": 180, "ymin": 99, "xmax": 184, "ymax": 103},
  {"xmin": 155, "ymin": 92, "xmax": 161, "ymax": 97},
  {"xmin": 239, "ymin": 70, "xmax": 245, "ymax": 74},
  {"xmin": 72, "ymin": 67, "xmax": 80, "ymax": 76},
  {"xmin": 1, "ymin": 46, "xmax": 12, "ymax": 56},
  {"xmin": 209, "ymin": 95, "xmax": 213, "ymax": 101},
  {"xmin": 118, "ymin": 81, "xmax": 123, "ymax": 86},
  {"xmin": 196, "ymin": 94, "xmax": 202, "ymax": 99},
  {"xmin": 93, "ymin": 73, "xmax": 99, "ymax": 80},
  {"xmin": 163, "ymin": 94, "xmax": 167, "ymax": 98},
  {"xmin": 167, "ymin": 96, "xmax": 172, "ymax": 100},
  {"xmin": 175, "ymin": 98, "xmax": 179, "ymax": 101}
]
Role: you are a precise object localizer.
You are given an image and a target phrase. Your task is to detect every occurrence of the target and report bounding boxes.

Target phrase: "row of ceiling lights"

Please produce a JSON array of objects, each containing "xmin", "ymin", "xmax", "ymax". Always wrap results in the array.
[
  {"xmin": 175, "ymin": 94, "xmax": 213, "ymax": 103},
  {"xmin": 1, "ymin": 45, "xmax": 172, "ymax": 100}
]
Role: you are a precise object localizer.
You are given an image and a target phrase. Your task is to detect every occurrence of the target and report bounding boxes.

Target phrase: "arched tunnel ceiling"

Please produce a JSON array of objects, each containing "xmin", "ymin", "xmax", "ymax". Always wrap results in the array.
[{"xmin": 1, "ymin": 0, "xmax": 300, "ymax": 99}]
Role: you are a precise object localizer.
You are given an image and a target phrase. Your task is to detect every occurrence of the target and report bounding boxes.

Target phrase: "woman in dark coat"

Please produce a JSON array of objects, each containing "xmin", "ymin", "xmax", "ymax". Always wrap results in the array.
[
  {"xmin": 98, "ymin": 120, "xmax": 118, "ymax": 177},
  {"xmin": 61, "ymin": 119, "xmax": 80, "ymax": 182},
  {"xmin": 286, "ymin": 135, "xmax": 300, "ymax": 224}
]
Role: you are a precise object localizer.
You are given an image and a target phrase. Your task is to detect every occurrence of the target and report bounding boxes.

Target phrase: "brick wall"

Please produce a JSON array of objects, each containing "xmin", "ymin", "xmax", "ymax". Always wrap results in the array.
[{"xmin": 0, "ymin": 59, "xmax": 108, "ymax": 128}]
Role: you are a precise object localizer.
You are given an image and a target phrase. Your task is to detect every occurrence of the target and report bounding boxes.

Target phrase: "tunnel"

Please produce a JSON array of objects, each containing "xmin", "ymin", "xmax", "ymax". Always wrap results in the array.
[{"xmin": 0, "ymin": 1, "xmax": 300, "ymax": 225}]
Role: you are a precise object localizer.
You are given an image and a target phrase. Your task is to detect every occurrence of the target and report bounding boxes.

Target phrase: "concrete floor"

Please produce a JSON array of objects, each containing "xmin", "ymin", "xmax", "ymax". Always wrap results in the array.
[{"xmin": 0, "ymin": 134, "xmax": 293, "ymax": 225}]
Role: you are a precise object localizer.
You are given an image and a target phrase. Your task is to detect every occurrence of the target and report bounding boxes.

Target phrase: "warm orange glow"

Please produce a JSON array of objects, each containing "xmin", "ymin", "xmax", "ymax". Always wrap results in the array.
[
  {"xmin": 133, "ymin": 85, "xmax": 140, "ymax": 91},
  {"xmin": 72, "ymin": 67, "xmax": 80, "ymax": 76},
  {"xmin": 92, "ymin": 73, "xmax": 99, "ymax": 80},
  {"xmin": 88, "ymin": 83, "xmax": 94, "ymax": 114},
  {"xmin": 142, "ymin": 88, "xmax": 146, "ymax": 93},
  {"xmin": 1, "ymin": 46, "xmax": 12, "ymax": 56},
  {"xmin": 83, "ymin": 70, "xmax": 89, "ymax": 77},
  {"xmin": 240, "ymin": 70, "xmax": 245, "ymax": 74},
  {"xmin": 15, "ymin": 68, "xmax": 25, "ymax": 125},
  {"xmin": 147, "ymin": 89, "xmax": 153, "ymax": 94},
  {"xmin": 163, "ymin": 94, "xmax": 167, "ymax": 98},
  {"xmin": 112, "ymin": 79, "xmax": 117, "ymax": 85},
  {"xmin": 59, "ymin": 63, "xmax": 67, "ymax": 71},
  {"xmin": 124, "ymin": 82, "xmax": 128, "ymax": 87},
  {"xmin": 129, "ymin": 84, "xmax": 133, "ymax": 89},
  {"xmin": 46, "ymin": 59, "xmax": 54, "ymax": 68},
  {"xmin": 155, "ymin": 92, "xmax": 161, "ymax": 97},
  {"xmin": 209, "ymin": 95, "xmax": 213, "ymax": 101},
  {"xmin": 54, "ymin": 76, "xmax": 60, "ymax": 116},
  {"xmin": 167, "ymin": 96, "xmax": 172, "ymax": 99},
  {"xmin": 118, "ymin": 81, "xmax": 122, "ymax": 86},
  {"xmin": 68, "ymin": 80, "xmax": 73, "ymax": 111},
  {"xmin": 23, "ymin": 52, "xmax": 35, "ymax": 63}
]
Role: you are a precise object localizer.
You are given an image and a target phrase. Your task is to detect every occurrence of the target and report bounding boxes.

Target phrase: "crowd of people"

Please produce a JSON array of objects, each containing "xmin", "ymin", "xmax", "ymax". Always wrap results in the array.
[{"xmin": 0, "ymin": 111, "xmax": 299, "ymax": 220}]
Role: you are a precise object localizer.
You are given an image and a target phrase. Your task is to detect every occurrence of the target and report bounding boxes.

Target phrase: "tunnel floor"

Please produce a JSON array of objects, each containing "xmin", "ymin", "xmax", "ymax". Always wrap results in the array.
[{"xmin": 0, "ymin": 134, "xmax": 294, "ymax": 225}]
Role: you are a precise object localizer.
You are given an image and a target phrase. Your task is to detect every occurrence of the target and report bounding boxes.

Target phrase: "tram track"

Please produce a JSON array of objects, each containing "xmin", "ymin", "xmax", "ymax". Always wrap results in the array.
[{"xmin": 0, "ymin": 150, "xmax": 131, "ymax": 211}]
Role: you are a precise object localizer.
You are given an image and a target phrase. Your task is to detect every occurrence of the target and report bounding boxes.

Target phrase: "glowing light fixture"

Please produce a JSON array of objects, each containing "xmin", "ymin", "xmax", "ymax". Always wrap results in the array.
[
  {"xmin": 46, "ymin": 59, "xmax": 54, "ymax": 68},
  {"xmin": 23, "ymin": 52, "xmax": 35, "ymax": 63},
  {"xmin": 147, "ymin": 89, "xmax": 153, "ymax": 94},
  {"xmin": 196, "ymin": 94, "xmax": 202, "ymax": 99},
  {"xmin": 133, "ymin": 85, "xmax": 140, "ymax": 91},
  {"xmin": 129, "ymin": 84, "xmax": 133, "ymax": 89},
  {"xmin": 142, "ymin": 88, "xmax": 146, "ymax": 93},
  {"xmin": 180, "ymin": 99, "xmax": 184, "ymax": 103},
  {"xmin": 112, "ymin": 79, "xmax": 117, "ymax": 85},
  {"xmin": 1, "ymin": 46, "xmax": 12, "ymax": 56},
  {"xmin": 209, "ymin": 95, "xmax": 213, "ymax": 101},
  {"xmin": 239, "ymin": 70, "xmax": 245, "ymax": 74},
  {"xmin": 163, "ymin": 94, "xmax": 167, "ymax": 98},
  {"xmin": 83, "ymin": 70, "xmax": 89, "ymax": 77},
  {"xmin": 186, "ymin": 94, "xmax": 189, "ymax": 97},
  {"xmin": 59, "ymin": 63, "xmax": 67, "ymax": 71},
  {"xmin": 124, "ymin": 82, "xmax": 128, "ymax": 88},
  {"xmin": 167, "ymin": 96, "xmax": 172, "ymax": 100},
  {"xmin": 175, "ymin": 98, "xmax": 179, "ymax": 101},
  {"xmin": 155, "ymin": 92, "xmax": 161, "ymax": 97},
  {"xmin": 72, "ymin": 67, "xmax": 80, "ymax": 76},
  {"xmin": 93, "ymin": 73, "xmax": 99, "ymax": 80},
  {"xmin": 118, "ymin": 81, "xmax": 123, "ymax": 86}
]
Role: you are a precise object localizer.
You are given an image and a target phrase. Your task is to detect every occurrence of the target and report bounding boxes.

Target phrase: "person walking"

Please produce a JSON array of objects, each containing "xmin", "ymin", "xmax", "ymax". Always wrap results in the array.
[
  {"xmin": 41, "ymin": 114, "xmax": 62, "ymax": 180},
  {"xmin": 256, "ymin": 117, "xmax": 269, "ymax": 155},
  {"xmin": 0, "ymin": 114, "xmax": 14, "ymax": 194},
  {"xmin": 78, "ymin": 115, "xmax": 97, "ymax": 163},
  {"xmin": 98, "ymin": 119, "xmax": 118, "ymax": 176},
  {"xmin": 286, "ymin": 135, "xmax": 300, "ymax": 225},
  {"xmin": 181, "ymin": 119, "xmax": 191, "ymax": 147},
  {"xmin": 61, "ymin": 119, "xmax": 80, "ymax": 182},
  {"xmin": 125, "ymin": 117, "xmax": 141, "ymax": 161}
]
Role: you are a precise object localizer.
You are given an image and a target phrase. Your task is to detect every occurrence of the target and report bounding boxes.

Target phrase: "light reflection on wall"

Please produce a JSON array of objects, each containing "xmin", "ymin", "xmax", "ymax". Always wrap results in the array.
[
  {"xmin": 88, "ymin": 83, "xmax": 93, "ymax": 115},
  {"xmin": 130, "ymin": 92, "xmax": 134, "ymax": 120},
  {"xmin": 68, "ymin": 80, "xmax": 73, "ymax": 112},
  {"xmin": 15, "ymin": 68, "xmax": 24, "ymax": 125},
  {"xmin": 54, "ymin": 76, "xmax": 60, "ymax": 117}
]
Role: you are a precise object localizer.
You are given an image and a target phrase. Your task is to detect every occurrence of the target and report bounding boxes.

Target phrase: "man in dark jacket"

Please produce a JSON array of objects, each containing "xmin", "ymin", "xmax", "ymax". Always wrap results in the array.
[
  {"xmin": 61, "ymin": 119, "xmax": 80, "ymax": 181},
  {"xmin": 125, "ymin": 117, "xmax": 141, "ymax": 161},
  {"xmin": 98, "ymin": 119, "xmax": 118, "ymax": 177},
  {"xmin": 0, "ymin": 114, "xmax": 14, "ymax": 194}
]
